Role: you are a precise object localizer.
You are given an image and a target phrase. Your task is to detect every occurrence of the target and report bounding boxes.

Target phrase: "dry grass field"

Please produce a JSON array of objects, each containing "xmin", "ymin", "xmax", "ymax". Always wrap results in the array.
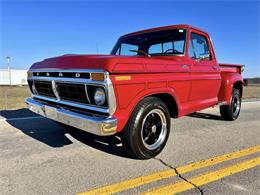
[
  {"xmin": 0, "ymin": 85, "xmax": 259, "ymax": 110},
  {"xmin": 243, "ymin": 84, "xmax": 260, "ymax": 99},
  {"xmin": 0, "ymin": 86, "xmax": 31, "ymax": 110}
]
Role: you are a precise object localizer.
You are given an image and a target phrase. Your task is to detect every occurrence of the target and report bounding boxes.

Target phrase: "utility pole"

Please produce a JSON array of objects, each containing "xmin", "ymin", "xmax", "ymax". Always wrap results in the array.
[{"xmin": 6, "ymin": 56, "xmax": 11, "ymax": 85}]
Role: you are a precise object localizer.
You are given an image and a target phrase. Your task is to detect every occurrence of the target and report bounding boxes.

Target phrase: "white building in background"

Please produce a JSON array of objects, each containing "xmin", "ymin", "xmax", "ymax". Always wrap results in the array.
[{"xmin": 0, "ymin": 69, "xmax": 28, "ymax": 85}]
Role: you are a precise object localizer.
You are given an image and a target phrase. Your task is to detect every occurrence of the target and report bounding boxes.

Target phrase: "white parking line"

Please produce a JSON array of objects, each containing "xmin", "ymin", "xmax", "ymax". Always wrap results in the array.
[{"xmin": 0, "ymin": 116, "xmax": 43, "ymax": 122}]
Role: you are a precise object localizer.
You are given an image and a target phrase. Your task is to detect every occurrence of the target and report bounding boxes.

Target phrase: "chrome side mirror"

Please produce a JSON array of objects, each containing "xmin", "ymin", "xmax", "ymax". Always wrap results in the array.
[{"xmin": 199, "ymin": 54, "xmax": 210, "ymax": 61}]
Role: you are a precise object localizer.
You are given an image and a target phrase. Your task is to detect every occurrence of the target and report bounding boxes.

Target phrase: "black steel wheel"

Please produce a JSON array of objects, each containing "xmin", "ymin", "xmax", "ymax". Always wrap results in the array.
[{"xmin": 141, "ymin": 109, "xmax": 167, "ymax": 151}]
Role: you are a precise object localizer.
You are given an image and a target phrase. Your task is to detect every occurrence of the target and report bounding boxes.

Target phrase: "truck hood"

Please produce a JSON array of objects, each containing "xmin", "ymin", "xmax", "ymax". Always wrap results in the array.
[{"xmin": 30, "ymin": 54, "xmax": 185, "ymax": 73}]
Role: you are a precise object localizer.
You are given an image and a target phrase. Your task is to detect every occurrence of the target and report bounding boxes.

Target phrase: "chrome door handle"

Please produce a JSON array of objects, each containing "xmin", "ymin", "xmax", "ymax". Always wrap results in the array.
[
  {"xmin": 212, "ymin": 66, "xmax": 218, "ymax": 70},
  {"xmin": 182, "ymin": 64, "xmax": 189, "ymax": 69}
]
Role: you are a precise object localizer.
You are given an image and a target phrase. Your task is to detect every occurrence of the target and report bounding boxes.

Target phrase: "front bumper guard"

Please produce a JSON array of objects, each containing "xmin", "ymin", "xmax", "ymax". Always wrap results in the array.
[{"xmin": 25, "ymin": 98, "xmax": 117, "ymax": 136}]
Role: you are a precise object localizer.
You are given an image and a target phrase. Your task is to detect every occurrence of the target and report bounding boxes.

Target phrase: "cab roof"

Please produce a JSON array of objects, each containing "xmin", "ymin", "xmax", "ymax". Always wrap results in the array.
[{"xmin": 121, "ymin": 24, "xmax": 207, "ymax": 37}]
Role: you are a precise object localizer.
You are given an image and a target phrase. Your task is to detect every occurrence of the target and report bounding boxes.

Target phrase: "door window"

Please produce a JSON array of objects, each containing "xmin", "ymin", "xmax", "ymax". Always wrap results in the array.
[{"xmin": 189, "ymin": 33, "xmax": 211, "ymax": 60}]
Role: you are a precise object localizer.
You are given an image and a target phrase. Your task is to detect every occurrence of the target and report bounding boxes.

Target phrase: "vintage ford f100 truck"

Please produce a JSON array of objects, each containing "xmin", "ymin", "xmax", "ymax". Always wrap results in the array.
[{"xmin": 26, "ymin": 24, "xmax": 244, "ymax": 159}]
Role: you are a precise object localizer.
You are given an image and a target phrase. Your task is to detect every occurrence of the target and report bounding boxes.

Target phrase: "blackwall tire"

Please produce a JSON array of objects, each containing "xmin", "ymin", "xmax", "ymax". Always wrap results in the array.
[
  {"xmin": 121, "ymin": 97, "xmax": 171, "ymax": 159},
  {"xmin": 220, "ymin": 88, "xmax": 241, "ymax": 121}
]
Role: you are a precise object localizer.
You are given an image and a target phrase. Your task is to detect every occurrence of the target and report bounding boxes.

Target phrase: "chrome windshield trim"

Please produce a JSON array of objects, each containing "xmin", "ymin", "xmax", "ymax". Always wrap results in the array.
[{"xmin": 111, "ymin": 28, "xmax": 188, "ymax": 56}]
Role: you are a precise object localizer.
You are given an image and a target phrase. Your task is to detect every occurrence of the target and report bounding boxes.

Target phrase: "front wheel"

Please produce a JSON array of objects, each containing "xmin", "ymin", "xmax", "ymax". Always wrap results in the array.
[
  {"xmin": 220, "ymin": 88, "xmax": 241, "ymax": 121},
  {"xmin": 121, "ymin": 97, "xmax": 171, "ymax": 159}
]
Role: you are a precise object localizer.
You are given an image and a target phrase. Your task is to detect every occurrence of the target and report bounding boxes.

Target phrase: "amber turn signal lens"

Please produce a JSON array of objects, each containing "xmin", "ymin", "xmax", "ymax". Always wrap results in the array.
[
  {"xmin": 115, "ymin": 76, "xmax": 131, "ymax": 81},
  {"xmin": 91, "ymin": 73, "xmax": 105, "ymax": 81}
]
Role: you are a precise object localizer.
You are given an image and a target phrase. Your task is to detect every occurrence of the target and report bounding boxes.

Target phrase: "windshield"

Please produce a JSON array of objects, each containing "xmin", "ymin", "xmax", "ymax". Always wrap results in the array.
[{"xmin": 111, "ymin": 29, "xmax": 187, "ymax": 56}]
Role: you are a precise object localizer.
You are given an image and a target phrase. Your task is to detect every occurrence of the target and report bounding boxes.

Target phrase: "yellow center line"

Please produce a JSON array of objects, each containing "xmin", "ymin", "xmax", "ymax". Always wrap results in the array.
[
  {"xmin": 142, "ymin": 157, "xmax": 260, "ymax": 195},
  {"xmin": 77, "ymin": 145, "xmax": 260, "ymax": 195}
]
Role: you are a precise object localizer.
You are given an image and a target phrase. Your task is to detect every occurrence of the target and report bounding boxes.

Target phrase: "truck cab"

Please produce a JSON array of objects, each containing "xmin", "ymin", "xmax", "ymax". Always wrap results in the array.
[{"xmin": 26, "ymin": 24, "xmax": 244, "ymax": 159}]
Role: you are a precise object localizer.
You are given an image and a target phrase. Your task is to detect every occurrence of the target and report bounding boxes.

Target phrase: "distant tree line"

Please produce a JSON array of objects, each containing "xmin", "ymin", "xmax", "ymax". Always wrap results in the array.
[{"xmin": 244, "ymin": 77, "xmax": 260, "ymax": 86}]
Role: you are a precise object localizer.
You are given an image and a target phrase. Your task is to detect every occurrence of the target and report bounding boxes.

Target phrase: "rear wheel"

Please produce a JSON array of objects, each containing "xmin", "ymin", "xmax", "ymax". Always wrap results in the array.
[
  {"xmin": 121, "ymin": 97, "xmax": 171, "ymax": 159},
  {"xmin": 220, "ymin": 88, "xmax": 241, "ymax": 121}
]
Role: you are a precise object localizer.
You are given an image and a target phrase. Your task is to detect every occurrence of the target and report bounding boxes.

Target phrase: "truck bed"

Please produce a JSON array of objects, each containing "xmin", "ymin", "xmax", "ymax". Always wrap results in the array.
[{"xmin": 219, "ymin": 63, "xmax": 244, "ymax": 74}]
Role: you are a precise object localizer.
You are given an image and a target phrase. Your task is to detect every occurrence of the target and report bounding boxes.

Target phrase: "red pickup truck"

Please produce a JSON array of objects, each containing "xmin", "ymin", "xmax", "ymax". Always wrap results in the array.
[{"xmin": 26, "ymin": 24, "xmax": 244, "ymax": 159}]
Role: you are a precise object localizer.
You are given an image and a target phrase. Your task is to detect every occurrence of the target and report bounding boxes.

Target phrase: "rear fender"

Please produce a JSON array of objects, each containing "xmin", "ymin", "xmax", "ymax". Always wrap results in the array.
[{"xmin": 218, "ymin": 72, "xmax": 243, "ymax": 105}]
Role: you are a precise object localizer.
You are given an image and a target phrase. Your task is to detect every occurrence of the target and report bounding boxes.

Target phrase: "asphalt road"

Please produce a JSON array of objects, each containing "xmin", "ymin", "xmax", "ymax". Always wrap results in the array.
[{"xmin": 0, "ymin": 101, "xmax": 259, "ymax": 195}]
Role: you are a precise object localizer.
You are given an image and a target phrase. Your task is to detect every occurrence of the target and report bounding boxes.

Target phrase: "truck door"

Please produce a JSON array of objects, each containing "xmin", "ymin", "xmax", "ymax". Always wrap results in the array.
[{"xmin": 188, "ymin": 31, "xmax": 221, "ymax": 110}]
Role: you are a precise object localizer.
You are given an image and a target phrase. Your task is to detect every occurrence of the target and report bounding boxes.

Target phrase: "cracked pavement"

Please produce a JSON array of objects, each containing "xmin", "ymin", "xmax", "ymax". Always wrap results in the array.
[
  {"xmin": 0, "ymin": 101, "xmax": 259, "ymax": 195},
  {"xmin": 154, "ymin": 157, "xmax": 204, "ymax": 195}
]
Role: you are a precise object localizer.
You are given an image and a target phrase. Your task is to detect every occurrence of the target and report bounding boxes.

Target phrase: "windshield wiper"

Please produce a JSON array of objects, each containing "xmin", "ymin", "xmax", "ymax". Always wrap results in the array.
[{"xmin": 129, "ymin": 50, "xmax": 151, "ymax": 57}]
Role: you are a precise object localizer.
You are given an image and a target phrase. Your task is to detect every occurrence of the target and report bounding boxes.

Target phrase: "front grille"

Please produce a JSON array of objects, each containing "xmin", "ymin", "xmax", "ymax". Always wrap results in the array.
[
  {"xmin": 56, "ymin": 82, "xmax": 89, "ymax": 104},
  {"xmin": 34, "ymin": 81, "xmax": 55, "ymax": 97},
  {"xmin": 29, "ymin": 78, "xmax": 108, "ymax": 109}
]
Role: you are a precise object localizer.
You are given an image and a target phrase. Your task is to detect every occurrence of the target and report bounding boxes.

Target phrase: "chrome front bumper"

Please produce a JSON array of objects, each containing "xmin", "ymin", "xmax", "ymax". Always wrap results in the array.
[{"xmin": 25, "ymin": 98, "xmax": 117, "ymax": 136}]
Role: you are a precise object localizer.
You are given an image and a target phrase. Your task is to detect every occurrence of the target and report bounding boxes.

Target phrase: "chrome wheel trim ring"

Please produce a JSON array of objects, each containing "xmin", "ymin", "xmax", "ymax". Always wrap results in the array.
[{"xmin": 232, "ymin": 93, "xmax": 241, "ymax": 116}]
